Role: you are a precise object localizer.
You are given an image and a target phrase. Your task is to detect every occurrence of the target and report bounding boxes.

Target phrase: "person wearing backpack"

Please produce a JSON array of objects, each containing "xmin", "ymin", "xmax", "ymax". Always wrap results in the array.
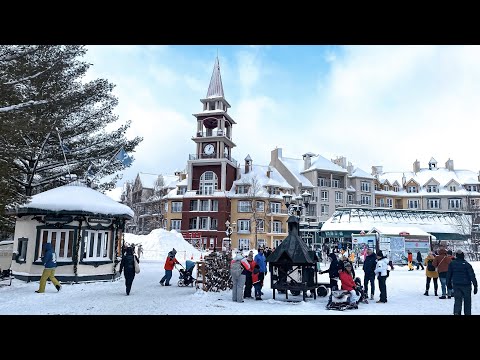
[
  {"xmin": 447, "ymin": 249, "xmax": 478, "ymax": 315},
  {"xmin": 119, "ymin": 245, "xmax": 139, "ymax": 296},
  {"xmin": 423, "ymin": 252, "xmax": 438, "ymax": 296},
  {"xmin": 433, "ymin": 248, "xmax": 452, "ymax": 299},
  {"xmin": 230, "ymin": 252, "xmax": 250, "ymax": 302}
]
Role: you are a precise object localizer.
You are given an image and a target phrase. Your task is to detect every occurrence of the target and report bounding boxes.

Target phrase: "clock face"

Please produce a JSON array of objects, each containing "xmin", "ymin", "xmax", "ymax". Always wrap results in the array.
[{"xmin": 204, "ymin": 143, "xmax": 215, "ymax": 155}]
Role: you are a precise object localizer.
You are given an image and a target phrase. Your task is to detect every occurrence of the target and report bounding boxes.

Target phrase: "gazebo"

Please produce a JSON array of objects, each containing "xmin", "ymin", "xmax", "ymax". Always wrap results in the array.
[
  {"xmin": 9, "ymin": 182, "xmax": 133, "ymax": 283},
  {"xmin": 266, "ymin": 216, "xmax": 326, "ymax": 301}
]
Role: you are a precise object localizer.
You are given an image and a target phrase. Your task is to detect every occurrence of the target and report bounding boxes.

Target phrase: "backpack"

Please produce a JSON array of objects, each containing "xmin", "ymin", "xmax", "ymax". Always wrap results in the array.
[
  {"xmin": 427, "ymin": 259, "xmax": 435, "ymax": 272},
  {"xmin": 230, "ymin": 260, "xmax": 243, "ymax": 278}
]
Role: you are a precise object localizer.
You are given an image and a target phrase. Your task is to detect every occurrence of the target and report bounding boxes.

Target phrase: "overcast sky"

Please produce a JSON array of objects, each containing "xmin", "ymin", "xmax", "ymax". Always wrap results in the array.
[{"xmin": 84, "ymin": 45, "xmax": 480, "ymax": 188}]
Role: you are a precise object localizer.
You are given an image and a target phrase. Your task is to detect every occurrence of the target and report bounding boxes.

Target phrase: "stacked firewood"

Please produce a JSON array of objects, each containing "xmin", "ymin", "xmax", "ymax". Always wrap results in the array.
[{"xmin": 202, "ymin": 251, "xmax": 233, "ymax": 292}]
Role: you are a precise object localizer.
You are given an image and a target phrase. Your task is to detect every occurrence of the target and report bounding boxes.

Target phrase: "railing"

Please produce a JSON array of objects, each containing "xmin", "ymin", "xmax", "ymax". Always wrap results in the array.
[
  {"xmin": 194, "ymin": 130, "xmax": 232, "ymax": 140},
  {"xmin": 189, "ymin": 153, "xmax": 238, "ymax": 167},
  {"xmin": 267, "ymin": 209, "xmax": 289, "ymax": 215}
]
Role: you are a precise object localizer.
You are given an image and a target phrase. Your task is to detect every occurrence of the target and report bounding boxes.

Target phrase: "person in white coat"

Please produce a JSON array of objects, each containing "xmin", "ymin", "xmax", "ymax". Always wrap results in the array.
[
  {"xmin": 230, "ymin": 251, "xmax": 250, "ymax": 302},
  {"xmin": 374, "ymin": 250, "xmax": 389, "ymax": 303}
]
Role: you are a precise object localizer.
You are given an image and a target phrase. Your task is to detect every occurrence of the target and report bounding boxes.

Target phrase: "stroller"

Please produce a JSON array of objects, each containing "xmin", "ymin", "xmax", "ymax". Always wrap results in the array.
[
  {"xmin": 177, "ymin": 260, "xmax": 196, "ymax": 287},
  {"xmin": 326, "ymin": 277, "xmax": 368, "ymax": 311}
]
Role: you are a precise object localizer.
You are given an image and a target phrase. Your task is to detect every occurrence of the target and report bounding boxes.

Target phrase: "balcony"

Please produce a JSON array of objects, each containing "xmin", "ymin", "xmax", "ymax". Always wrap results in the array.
[
  {"xmin": 189, "ymin": 153, "xmax": 238, "ymax": 167},
  {"xmin": 267, "ymin": 209, "xmax": 289, "ymax": 215}
]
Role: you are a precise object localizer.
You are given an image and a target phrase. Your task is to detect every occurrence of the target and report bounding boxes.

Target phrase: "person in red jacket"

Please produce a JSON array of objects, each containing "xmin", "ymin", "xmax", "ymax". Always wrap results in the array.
[
  {"xmin": 160, "ymin": 248, "xmax": 180, "ymax": 286},
  {"xmin": 339, "ymin": 262, "xmax": 359, "ymax": 305}
]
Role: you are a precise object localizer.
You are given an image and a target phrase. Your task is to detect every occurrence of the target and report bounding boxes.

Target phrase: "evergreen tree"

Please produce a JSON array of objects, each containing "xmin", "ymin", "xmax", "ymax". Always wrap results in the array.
[{"xmin": 0, "ymin": 45, "xmax": 143, "ymax": 236}]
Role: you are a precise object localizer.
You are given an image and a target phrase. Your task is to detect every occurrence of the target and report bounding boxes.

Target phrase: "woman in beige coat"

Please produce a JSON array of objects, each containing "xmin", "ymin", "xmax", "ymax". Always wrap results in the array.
[{"xmin": 424, "ymin": 252, "xmax": 439, "ymax": 296}]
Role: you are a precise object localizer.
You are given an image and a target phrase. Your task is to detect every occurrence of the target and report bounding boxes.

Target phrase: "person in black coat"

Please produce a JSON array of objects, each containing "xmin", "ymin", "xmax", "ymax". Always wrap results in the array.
[
  {"xmin": 119, "ymin": 246, "xmax": 139, "ymax": 296},
  {"xmin": 320, "ymin": 252, "xmax": 340, "ymax": 290},
  {"xmin": 446, "ymin": 249, "xmax": 477, "ymax": 315},
  {"xmin": 416, "ymin": 251, "xmax": 425, "ymax": 270},
  {"xmin": 362, "ymin": 248, "xmax": 377, "ymax": 300}
]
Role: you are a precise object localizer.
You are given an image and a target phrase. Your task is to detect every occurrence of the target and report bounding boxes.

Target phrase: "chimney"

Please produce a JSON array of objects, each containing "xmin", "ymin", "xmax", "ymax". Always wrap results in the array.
[
  {"xmin": 402, "ymin": 172, "xmax": 406, "ymax": 186},
  {"xmin": 413, "ymin": 159, "xmax": 420, "ymax": 173},
  {"xmin": 271, "ymin": 147, "xmax": 282, "ymax": 164},
  {"xmin": 266, "ymin": 166, "xmax": 272, "ymax": 178},
  {"xmin": 445, "ymin": 158, "xmax": 454, "ymax": 171},
  {"xmin": 332, "ymin": 156, "xmax": 347, "ymax": 169},
  {"xmin": 302, "ymin": 152, "xmax": 314, "ymax": 170},
  {"xmin": 347, "ymin": 161, "xmax": 354, "ymax": 176},
  {"xmin": 245, "ymin": 154, "xmax": 252, "ymax": 174}
]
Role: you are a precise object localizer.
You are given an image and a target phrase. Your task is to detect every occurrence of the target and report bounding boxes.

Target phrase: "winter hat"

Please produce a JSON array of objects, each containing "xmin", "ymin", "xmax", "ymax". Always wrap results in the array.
[
  {"xmin": 376, "ymin": 250, "xmax": 384, "ymax": 258},
  {"xmin": 234, "ymin": 253, "xmax": 243, "ymax": 261},
  {"xmin": 171, "ymin": 248, "xmax": 177, "ymax": 255},
  {"xmin": 455, "ymin": 249, "xmax": 464, "ymax": 259}
]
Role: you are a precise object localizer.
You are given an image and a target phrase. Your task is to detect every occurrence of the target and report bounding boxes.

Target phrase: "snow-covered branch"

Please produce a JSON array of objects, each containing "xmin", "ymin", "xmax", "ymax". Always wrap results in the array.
[
  {"xmin": 3, "ymin": 69, "xmax": 48, "ymax": 86},
  {"xmin": 0, "ymin": 100, "xmax": 48, "ymax": 113}
]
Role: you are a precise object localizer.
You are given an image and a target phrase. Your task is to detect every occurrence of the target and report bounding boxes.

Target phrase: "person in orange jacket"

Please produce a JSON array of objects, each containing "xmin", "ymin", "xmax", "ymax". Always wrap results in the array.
[
  {"xmin": 407, "ymin": 250, "xmax": 414, "ymax": 271},
  {"xmin": 160, "ymin": 248, "xmax": 180, "ymax": 286}
]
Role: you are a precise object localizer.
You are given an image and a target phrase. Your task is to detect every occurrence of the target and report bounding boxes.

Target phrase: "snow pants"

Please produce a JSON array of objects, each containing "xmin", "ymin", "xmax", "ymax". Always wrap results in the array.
[{"xmin": 232, "ymin": 274, "xmax": 246, "ymax": 302}]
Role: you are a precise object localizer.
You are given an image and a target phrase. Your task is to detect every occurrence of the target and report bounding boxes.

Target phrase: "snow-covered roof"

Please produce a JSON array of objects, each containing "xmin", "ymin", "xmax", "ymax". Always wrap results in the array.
[
  {"xmin": 16, "ymin": 183, "xmax": 134, "ymax": 218},
  {"xmin": 305, "ymin": 154, "xmax": 348, "ymax": 174},
  {"xmin": 162, "ymin": 174, "xmax": 181, "ymax": 189},
  {"xmin": 278, "ymin": 157, "xmax": 314, "ymax": 187},
  {"xmin": 321, "ymin": 207, "xmax": 471, "ymax": 238},
  {"xmin": 228, "ymin": 164, "xmax": 293, "ymax": 197},
  {"xmin": 350, "ymin": 167, "xmax": 375, "ymax": 179}
]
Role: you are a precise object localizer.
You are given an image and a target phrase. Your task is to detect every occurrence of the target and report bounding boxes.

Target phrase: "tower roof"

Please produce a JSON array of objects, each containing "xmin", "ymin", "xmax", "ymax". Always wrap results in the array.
[{"xmin": 206, "ymin": 56, "xmax": 224, "ymax": 98}]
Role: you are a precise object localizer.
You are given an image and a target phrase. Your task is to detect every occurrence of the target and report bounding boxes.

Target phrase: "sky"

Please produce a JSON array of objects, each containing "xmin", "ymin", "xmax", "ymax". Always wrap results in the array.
[
  {"xmin": 1, "ymin": 228, "xmax": 478, "ymax": 315},
  {"xmin": 82, "ymin": 45, "xmax": 480, "ymax": 193}
]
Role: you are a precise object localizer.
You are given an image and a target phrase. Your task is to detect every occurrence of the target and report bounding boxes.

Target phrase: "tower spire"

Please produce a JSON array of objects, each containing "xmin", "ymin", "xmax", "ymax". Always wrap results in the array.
[{"xmin": 206, "ymin": 56, "xmax": 224, "ymax": 98}]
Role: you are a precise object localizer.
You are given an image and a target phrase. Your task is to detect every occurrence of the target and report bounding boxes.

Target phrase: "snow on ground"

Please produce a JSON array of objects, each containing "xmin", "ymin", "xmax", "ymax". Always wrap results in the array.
[{"xmin": 1, "ymin": 230, "xmax": 479, "ymax": 315}]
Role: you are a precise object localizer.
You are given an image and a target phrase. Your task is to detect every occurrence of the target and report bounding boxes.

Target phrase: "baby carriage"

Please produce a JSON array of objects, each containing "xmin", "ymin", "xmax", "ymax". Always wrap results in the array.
[
  {"xmin": 326, "ymin": 277, "xmax": 368, "ymax": 311},
  {"xmin": 177, "ymin": 260, "xmax": 196, "ymax": 287}
]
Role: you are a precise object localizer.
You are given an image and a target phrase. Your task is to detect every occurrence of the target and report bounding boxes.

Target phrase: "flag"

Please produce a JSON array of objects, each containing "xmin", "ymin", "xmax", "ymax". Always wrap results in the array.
[
  {"xmin": 116, "ymin": 147, "xmax": 132, "ymax": 166},
  {"xmin": 61, "ymin": 143, "xmax": 70, "ymax": 153}
]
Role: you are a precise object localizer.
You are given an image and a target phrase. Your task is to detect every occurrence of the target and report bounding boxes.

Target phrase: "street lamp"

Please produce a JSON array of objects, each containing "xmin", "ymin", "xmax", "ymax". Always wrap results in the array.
[{"xmin": 283, "ymin": 191, "xmax": 311, "ymax": 220}]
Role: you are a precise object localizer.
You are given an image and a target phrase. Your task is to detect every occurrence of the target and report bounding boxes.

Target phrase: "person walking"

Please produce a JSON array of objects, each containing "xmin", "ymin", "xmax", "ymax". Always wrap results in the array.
[
  {"xmin": 416, "ymin": 251, "xmax": 424, "ymax": 270},
  {"xmin": 160, "ymin": 248, "xmax": 180, "ymax": 286},
  {"xmin": 374, "ymin": 250, "xmax": 389, "ymax": 303},
  {"xmin": 35, "ymin": 243, "xmax": 61, "ymax": 293},
  {"xmin": 433, "ymin": 248, "xmax": 452, "ymax": 299},
  {"xmin": 119, "ymin": 245, "xmax": 139, "ymax": 295},
  {"xmin": 407, "ymin": 250, "xmax": 414, "ymax": 271},
  {"xmin": 447, "ymin": 249, "xmax": 478, "ymax": 315},
  {"xmin": 230, "ymin": 251, "xmax": 250, "ymax": 302},
  {"xmin": 424, "ymin": 251, "xmax": 439, "ymax": 296},
  {"xmin": 363, "ymin": 247, "xmax": 377, "ymax": 300}
]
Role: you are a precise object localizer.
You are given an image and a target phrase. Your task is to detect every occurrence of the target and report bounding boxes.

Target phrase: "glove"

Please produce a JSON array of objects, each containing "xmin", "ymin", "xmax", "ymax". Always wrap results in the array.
[{"xmin": 474, "ymin": 287, "xmax": 478, "ymax": 295}]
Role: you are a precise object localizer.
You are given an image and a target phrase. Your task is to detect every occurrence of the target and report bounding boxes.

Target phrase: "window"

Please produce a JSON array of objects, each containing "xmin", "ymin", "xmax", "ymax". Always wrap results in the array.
[
  {"xmin": 270, "ymin": 202, "xmax": 281, "ymax": 213},
  {"xmin": 238, "ymin": 238, "xmax": 250, "ymax": 251},
  {"xmin": 321, "ymin": 204, "xmax": 329, "ymax": 215},
  {"xmin": 257, "ymin": 239, "xmax": 266, "ymax": 248},
  {"xmin": 237, "ymin": 220, "xmax": 250, "ymax": 233},
  {"xmin": 236, "ymin": 185, "xmax": 248, "ymax": 194},
  {"xmin": 428, "ymin": 199, "xmax": 440, "ymax": 209},
  {"xmin": 384, "ymin": 185, "xmax": 389, "ymax": 191},
  {"xmin": 172, "ymin": 202, "xmax": 182, "ymax": 212},
  {"xmin": 393, "ymin": 185, "xmax": 399, "ymax": 192},
  {"xmin": 177, "ymin": 187, "xmax": 186, "ymax": 195},
  {"xmin": 361, "ymin": 195, "xmax": 371, "ymax": 205},
  {"xmin": 209, "ymin": 101, "xmax": 216, "ymax": 110},
  {"xmin": 189, "ymin": 218, "xmax": 197, "ymax": 230},
  {"xmin": 386, "ymin": 198, "xmax": 393, "ymax": 208},
  {"xmin": 271, "ymin": 221, "xmax": 282, "ymax": 233},
  {"xmin": 238, "ymin": 201, "xmax": 252, "ymax": 212},
  {"xmin": 449, "ymin": 198, "xmax": 461, "ymax": 209},
  {"xmin": 38, "ymin": 229, "xmax": 75, "ymax": 261},
  {"xmin": 332, "ymin": 179, "xmax": 340, "ymax": 188},
  {"xmin": 347, "ymin": 194, "xmax": 353, "ymax": 204},
  {"xmin": 378, "ymin": 198, "xmax": 385, "ymax": 207},
  {"xmin": 375, "ymin": 183, "xmax": 379, "ymax": 191},
  {"xmin": 449, "ymin": 185, "xmax": 457, "ymax": 192},
  {"xmin": 268, "ymin": 187, "xmax": 280, "ymax": 195},
  {"xmin": 212, "ymin": 200, "xmax": 218, "ymax": 212},
  {"xmin": 427, "ymin": 185, "xmax": 438, "ymax": 193},
  {"xmin": 200, "ymin": 171, "xmax": 217, "ymax": 195},
  {"xmin": 274, "ymin": 239, "xmax": 282, "ymax": 248},
  {"xmin": 407, "ymin": 186, "xmax": 417, "ymax": 193},
  {"xmin": 164, "ymin": 202, "xmax": 168, "ymax": 212},
  {"xmin": 189, "ymin": 200, "xmax": 198, "ymax": 211},
  {"xmin": 171, "ymin": 220, "xmax": 181, "ymax": 230},
  {"xmin": 83, "ymin": 230, "xmax": 110, "ymax": 260},
  {"xmin": 199, "ymin": 217, "xmax": 209, "ymax": 230},
  {"xmin": 321, "ymin": 191, "xmax": 328, "ymax": 201},
  {"xmin": 318, "ymin": 177, "xmax": 328, "ymax": 187},
  {"xmin": 256, "ymin": 201, "xmax": 265, "ymax": 212},
  {"xmin": 466, "ymin": 185, "xmax": 478, "ymax": 192},
  {"xmin": 256, "ymin": 219, "xmax": 265, "ymax": 232},
  {"xmin": 361, "ymin": 182, "xmax": 370, "ymax": 192},
  {"xmin": 335, "ymin": 191, "xmax": 343, "ymax": 203},
  {"xmin": 210, "ymin": 218, "xmax": 218, "ymax": 230},
  {"xmin": 17, "ymin": 237, "xmax": 28, "ymax": 262},
  {"xmin": 200, "ymin": 200, "xmax": 209, "ymax": 211},
  {"xmin": 408, "ymin": 200, "xmax": 419, "ymax": 209}
]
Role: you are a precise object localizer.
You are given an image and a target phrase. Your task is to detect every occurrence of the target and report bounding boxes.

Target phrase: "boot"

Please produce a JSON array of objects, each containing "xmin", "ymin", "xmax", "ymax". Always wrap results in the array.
[
  {"xmin": 434, "ymin": 290, "xmax": 438, "ymax": 296},
  {"xmin": 424, "ymin": 290, "xmax": 429, "ymax": 296}
]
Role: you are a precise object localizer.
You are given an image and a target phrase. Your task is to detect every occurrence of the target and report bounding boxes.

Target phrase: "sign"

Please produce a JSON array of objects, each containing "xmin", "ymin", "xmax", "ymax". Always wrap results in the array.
[{"xmin": 88, "ymin": 217, "xmax": 112, "ymax": 225}]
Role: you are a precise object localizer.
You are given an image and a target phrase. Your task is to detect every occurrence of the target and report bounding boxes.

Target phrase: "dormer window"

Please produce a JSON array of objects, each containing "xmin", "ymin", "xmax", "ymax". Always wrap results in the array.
[
  {"xmin": 449, "ymin": 185, "xmax": 456, "ymax": 192},
  {"xmin": 407, "ymin": 186, "xmax": 417, "ymax": 193},
  {"xmin": 236, "ymin": 185, "xmax": 249, "ymax": 194},
  {"xmin": 427, "ymin": 185, "xmax": 438, "ymax": 193},
  {"xmin": 393, "ymin": 185, "xmax": 399, "ymax": 192},
  {"xmin": 384, "ymin": 185, "xmax": 389, "ymax": 191}
]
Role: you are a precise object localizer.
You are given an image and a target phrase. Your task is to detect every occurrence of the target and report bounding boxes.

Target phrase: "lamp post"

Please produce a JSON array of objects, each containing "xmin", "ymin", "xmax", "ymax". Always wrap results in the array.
[
  {"xmin": 224, "ymin": 220, "xmax": 236, "ymax": 252},
  {"xmin": 283, "ymin": 191, "xmax": 311, "ymax": 236}
]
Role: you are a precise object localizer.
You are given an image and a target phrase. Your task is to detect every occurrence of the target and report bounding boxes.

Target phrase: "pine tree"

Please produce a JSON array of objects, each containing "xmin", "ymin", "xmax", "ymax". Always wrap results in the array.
[{"xmin": 0, "ymin": 45, "xmax": 143, "ymax": 236}]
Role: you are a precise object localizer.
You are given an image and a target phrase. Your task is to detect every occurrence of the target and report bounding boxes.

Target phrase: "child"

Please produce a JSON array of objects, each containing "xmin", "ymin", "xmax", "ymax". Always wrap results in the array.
[{"xmin": 252, "ymin": 264, "xmax": 263, "ymax": 300}]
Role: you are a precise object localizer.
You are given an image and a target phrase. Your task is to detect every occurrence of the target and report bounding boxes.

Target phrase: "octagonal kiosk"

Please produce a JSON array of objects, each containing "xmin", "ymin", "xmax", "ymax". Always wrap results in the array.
[{"xmin": 9, "ymin": 182, "xmax": 133, "ymax": 283}]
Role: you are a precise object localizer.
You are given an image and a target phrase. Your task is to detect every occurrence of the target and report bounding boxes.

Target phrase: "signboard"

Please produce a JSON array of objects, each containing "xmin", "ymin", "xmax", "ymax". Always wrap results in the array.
[{"xmin": 389, "ymin": 236, "xmax": 405, "ymax": 264}]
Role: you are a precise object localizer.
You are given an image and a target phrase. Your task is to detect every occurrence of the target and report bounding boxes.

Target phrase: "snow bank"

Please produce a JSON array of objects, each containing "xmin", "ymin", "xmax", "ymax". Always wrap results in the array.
[{"xmin": 124, "ymin": 229, "xmax": 203, "ymax": 262}]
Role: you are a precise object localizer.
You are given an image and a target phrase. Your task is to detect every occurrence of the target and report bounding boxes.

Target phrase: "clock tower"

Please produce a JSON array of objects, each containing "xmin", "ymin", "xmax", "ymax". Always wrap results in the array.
[{"xmin": 182, "ymin": 57, "xmax": 238, "ymax": 250}]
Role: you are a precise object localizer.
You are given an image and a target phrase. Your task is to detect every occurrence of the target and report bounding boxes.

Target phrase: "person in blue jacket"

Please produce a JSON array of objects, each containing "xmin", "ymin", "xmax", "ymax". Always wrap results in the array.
[
  {"xmin": 446, "ymin": 249, "xmax": 477, "ymax": 315},
  {"xmin": 35, "ymin": 243, "xmax": 61, "ymax": 293},
  {"xmin": 362, "ymin": 247, "xmax": 377, "ymax": 300},
  {"xmin": 254, "ymin": 247, "xmax": 267, "ymax": 282}
]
